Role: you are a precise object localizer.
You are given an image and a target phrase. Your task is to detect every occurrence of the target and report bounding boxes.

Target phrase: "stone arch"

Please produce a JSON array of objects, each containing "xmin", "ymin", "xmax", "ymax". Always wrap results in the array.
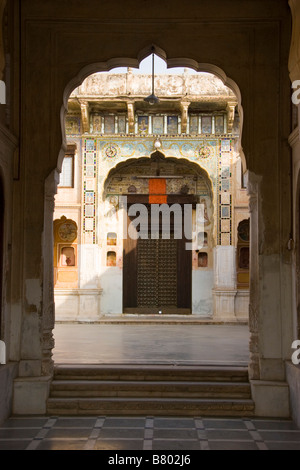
[
  {"xmin": 294, "ymin": 171, "xmax": 300, "ymax": 340},
  {"xmin": 0, "ymin": 171, "xmax": 4, "ymax": 339},
  {"xmin": 102, "ymin": 151, "xmax": 215, "ymax": 245},
  {"xmin": 103, "ymin": 152, "xmax": 214, "ymax": 199},
  {"xmin": 58, "ymin": 46, "xmax": 246, "ymax": 174},
  {"xmin": 43, "ymin": 45, "xmax": 247, "ymax": 370}
]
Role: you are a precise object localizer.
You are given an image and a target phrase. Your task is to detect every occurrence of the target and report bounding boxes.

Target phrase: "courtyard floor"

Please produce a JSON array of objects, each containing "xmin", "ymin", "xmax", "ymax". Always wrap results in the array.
[
  {"xmin": 52, "ymin": 322, "xmax": 250, "ymax": 365},
  {"xmin": 1, "ymin": 322, "xmax": 300, "ymax": 451}
]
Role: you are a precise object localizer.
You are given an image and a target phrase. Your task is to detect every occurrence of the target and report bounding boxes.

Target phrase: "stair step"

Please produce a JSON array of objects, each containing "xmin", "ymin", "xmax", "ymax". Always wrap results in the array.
[
  {"xmin": 53, "ymin": 365, "xmax": 249, "ymax": 383},
  {"xmin": 50, "ymin": 380, "xmax": 251, "ymax": 399},
  {"xmin": 47, "ymin": 397, "xmax": 255, "ymax": 417},
  {"xmin": 48, "ymin": 365, "xmax": 253, "ymax": 417}
]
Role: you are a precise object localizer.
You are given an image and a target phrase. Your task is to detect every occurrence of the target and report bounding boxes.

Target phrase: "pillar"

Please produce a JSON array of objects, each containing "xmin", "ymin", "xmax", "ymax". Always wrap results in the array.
[
  {"xmin": 212, "ymin": 245, "xmax": 237, "ymax": 321},
  {"xmin": 13, "ymin": 170, "xmax": 59, "ymax": 414}
]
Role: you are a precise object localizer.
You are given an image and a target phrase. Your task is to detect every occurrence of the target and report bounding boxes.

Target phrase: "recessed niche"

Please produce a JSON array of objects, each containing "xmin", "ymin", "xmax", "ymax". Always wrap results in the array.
[
  {"xmin": 197, "ymin": 232, "xmax": 208, "ymax": 248},
  {"xmin": 107, "ymin": 232, "xmax": 117, "ymax": 246},
  {"xmin": 239, "ymin": 247, "xmax": 249, "ymax": 269},
  {"xmin": 198, "ymin": 252, "xmax": 208, "ymax": 268},
  {"xmin": 107, "ymin": 251, "xmax": 117, "ymax": 267},
  {"xmin": 60, "ymin": 246, "xmax": 75, "ymax": 267}
]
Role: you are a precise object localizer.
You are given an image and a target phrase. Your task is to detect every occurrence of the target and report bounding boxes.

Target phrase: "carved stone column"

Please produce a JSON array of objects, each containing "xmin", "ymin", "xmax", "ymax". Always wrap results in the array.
[
  {"xmin": 180, "ymin": 101, "xmax": 190, "ymax": 134},
  {"xmin": 42, "ymin": 169, "xmax": 59, "ymax": 376},
  {"xmin": 226, "ymin": 100, "xmax": 237, "ymax": 134},
  {"xmin": 127, "ymin": 101, "xmax": 135, "ymax": 134},
  {"xmin": 247, "ymin": 171, "xmax": 261, "ymax": 380},
  {"xmin": 80, "ymin": 100, "xmax": 90, "ymax": 134}
]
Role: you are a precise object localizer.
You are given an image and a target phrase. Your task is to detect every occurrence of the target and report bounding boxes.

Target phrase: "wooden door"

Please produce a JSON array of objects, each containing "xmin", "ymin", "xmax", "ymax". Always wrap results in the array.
[{"xmin": 123, "ymin": 205, "xmax": 191, "ymax": 314}]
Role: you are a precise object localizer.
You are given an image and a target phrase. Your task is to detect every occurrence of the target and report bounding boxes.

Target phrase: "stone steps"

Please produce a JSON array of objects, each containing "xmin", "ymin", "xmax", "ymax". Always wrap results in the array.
[
  {"xmin": 52, "ymin": 364, "xmax": 250, "ymax": 382},
  {"xmin": 50, "ymin": 380, "xmax": 251, "ymax": 399},
  {"xmin": 47, "ymin": 365, "xmax": 255, "ymax": 417}
]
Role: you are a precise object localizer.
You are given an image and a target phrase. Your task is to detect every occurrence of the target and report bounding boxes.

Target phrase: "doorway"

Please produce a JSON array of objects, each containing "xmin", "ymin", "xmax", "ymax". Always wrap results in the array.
[{"xmin": 123, "ymin": 203, "xmax": 192, "ymax": 314}]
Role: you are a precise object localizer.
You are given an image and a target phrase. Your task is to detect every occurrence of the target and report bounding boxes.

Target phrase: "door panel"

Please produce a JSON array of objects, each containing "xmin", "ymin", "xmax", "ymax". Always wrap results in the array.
[
  {"xmin": 123, "ymin": 205, "xmax": 191, "ymax": 314},
  {"xmin": 177, "ymin": 235, "xmax": 192, "ymax": 309},
  {"xmin": 123, "ymin": 213, "xmax": 138, "ymax": 309}
]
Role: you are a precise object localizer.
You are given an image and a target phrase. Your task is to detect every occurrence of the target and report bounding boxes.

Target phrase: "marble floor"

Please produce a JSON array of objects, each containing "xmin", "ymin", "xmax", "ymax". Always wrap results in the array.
[
  {"xmin": 1, "ymin": 323, "xmax": 299, "ymax": 451},
  {"xmin": 1, "ymin": 416, "xmax": 300, "ymax": 450},
  {"xmin": 53, "ymin": 323, "xmax": 250, "ymax": 365}
]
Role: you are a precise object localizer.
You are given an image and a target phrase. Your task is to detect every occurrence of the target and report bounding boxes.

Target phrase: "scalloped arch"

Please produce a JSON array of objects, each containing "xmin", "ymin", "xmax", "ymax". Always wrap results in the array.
[
  {"xmin": 102, "ymin": 151, "xmax": 214, "ymax": 202},
  {"xmin": 58, "ymin": 44, "xmax": 246, "ymax": 173}
]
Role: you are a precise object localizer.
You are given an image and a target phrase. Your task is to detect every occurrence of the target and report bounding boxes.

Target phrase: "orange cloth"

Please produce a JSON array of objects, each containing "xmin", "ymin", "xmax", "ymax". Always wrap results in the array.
[{"xmin": 149, "ymin": 179, "xmax": 167, "ymax": 204}]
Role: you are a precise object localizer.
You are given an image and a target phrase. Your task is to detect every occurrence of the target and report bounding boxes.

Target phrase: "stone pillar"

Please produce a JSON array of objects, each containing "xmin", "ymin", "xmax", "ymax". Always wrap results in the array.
[
  {"xmin": 212, "ymin": 245, "xmax": 237, "ymax": 321},
  {"xmin": 226, "ymin": 100, "xmax": 237, "ymax": 134},
  {"xmin": 41, "ymin": 170, "xmax": 59, "ymax": 376},
  {"xmin": 247, "ymin": 171, "xmax": 290, "ymax": 418},
  {"xmin": 180, "ymin": 101, "xmax": 190, "ymax": 134},
  {"xmin": 127, "ymin": 101, "xmax": 135, "ymax": 134},
  {"xmin": 80, "ymin": 100, "xmax": 90, "ymax": 134},
  {"xmin": 247, "ymin": 173, "xmax": 260, "ymax": 380},
  {"xmin": 288, "ymin": 2, "xmax": 300, "ymax": 424},
  {"xmin": 13, "ymin": 170, "xmax": 59, "ymax": 415}
]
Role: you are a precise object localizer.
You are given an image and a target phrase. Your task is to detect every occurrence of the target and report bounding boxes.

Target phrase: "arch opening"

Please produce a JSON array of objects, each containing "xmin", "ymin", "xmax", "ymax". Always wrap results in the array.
[{"xmin": 47, "ymin": 46, "xmax": 250, "ymax": 365}]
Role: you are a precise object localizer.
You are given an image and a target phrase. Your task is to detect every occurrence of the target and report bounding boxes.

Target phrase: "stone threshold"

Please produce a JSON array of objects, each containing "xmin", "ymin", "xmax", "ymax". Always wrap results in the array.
[{"xmin": 55, "ymin": 315, "xmax": 248, "ymax": 325}]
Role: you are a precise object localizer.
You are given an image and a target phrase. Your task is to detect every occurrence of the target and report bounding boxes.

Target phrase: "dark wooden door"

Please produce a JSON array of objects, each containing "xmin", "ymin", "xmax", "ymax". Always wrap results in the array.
[{"xmin": 123, "ymin": 205, "xmax": 191, "ymax": 314}]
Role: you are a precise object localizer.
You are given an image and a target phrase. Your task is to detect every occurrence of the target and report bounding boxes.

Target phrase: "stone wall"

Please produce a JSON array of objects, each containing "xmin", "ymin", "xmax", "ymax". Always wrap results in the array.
[{"xmin": 3, "ymin": 0, "xmax": 294, "ymax": 417}]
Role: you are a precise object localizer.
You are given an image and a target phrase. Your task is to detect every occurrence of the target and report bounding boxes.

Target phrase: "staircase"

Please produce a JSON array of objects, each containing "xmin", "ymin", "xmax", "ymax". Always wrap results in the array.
[{"xmin": 47, "ymin": 364, "xmax": 255, "ymax": 417}]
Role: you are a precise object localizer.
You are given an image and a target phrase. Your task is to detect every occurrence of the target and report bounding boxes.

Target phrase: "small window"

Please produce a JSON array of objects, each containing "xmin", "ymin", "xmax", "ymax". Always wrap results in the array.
[
  {"xmin": 58, "ymin": 146, "xmax": 75, "ymax": 188},
  {"xmin": 58, "ymin": 156, "xmax": 74, "ymax": 188},
  {"xmin": 60, "ymin": 247, "xmax": 76, "ymax": 267},
  {"xmin": 238, "ymin": 220, "xmax": 250, "ymax": 242},
  {"xmin": 167, "ymin": 116, "xmax": 178, "ymax": 134},
  {"xmin": 215, "ymin": 115, "xmax": 224, "ymax": 134},
  {"xmin": 198, "ymin": 252, "xmax": 208, "ymax": 268},
  {"xmin": 138, "ymin": 116, "xmax": 149, "ymax": 134},
  {"xmin": 107, "ymin": 251, "xmax": 116, "ymax": 267},
  {"xmin": 241, "ymin": 161, "xmax": 247, "ymax": 189},
  {"xmin": 107, "ymin": 232, "xmax": 117, "ymax": 246},
  {"xmin": 118, "ymin": 115, "xmax": 126, "ymax": 134},
  {"xmin": 239, "ymin": 247, "xmax": 249, "ymax": 269},
  {"xmin": 201, "ymin": 116, "xmax": 212, "ymax": 134},
  {"xmin": 189, "ymin": 115, "xmax": 198, "ymax": 134},
  {"xmin": 104, "ymin": 115, "xmax": 115, "ymax": 134},
  {"xmin": 152, "ymin": 116, "xmax": 164, "ymax": 134}
]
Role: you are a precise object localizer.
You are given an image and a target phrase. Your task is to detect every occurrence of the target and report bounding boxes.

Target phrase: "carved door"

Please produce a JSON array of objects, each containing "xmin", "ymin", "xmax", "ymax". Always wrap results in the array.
[{"xmin": 123, "ymin": 206, "xmax": 191, "ymax": 314}]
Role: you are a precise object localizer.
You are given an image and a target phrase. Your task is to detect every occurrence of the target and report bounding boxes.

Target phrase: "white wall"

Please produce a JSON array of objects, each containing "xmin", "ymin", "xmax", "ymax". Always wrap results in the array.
[{"xmin": 192, "ymin": 270, "xmax": 214, "ymax": 316}]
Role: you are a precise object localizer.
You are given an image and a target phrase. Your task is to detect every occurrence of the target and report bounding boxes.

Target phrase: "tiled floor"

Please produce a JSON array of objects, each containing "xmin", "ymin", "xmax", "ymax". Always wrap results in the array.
[
  {"xmin": 1, "ymin": 324, "xmax": 298, "ymax": 450},
  {"xmin": 0, "ymin": 416, "xmax": 300, "ymax": 450}
]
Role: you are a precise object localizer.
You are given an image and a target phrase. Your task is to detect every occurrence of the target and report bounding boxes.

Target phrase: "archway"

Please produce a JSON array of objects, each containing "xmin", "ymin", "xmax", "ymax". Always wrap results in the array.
[
  {"xmin": 49, "ymin": 49, "xmax": 249, "ymax": 366},
  {"xmin": 103, "ymin": 153, "xmax": 214, "ymax": 315},
  {"xmin": 0, "ymin": 174, "xmax": 4, "ymax": 339},
  {"xmin": 9, "ymin": 1, "xmax": 292, "ymax": 420}
]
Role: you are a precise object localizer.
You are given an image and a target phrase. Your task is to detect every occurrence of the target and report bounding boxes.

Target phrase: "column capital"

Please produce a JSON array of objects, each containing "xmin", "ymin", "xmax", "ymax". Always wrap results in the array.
[
  {"xmin": 127, "ymin": 101, "xmax": 135, "ymax": 134},
  {"xmin": 79, "ymin": 99, "xmax": 90, "ymax": 134}
]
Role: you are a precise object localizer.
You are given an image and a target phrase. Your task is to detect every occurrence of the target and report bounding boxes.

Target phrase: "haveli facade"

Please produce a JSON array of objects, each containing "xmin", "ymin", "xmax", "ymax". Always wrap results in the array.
[{"xmin": 54, "ymin": 69, "xmax": 250, "ymax": 321}]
